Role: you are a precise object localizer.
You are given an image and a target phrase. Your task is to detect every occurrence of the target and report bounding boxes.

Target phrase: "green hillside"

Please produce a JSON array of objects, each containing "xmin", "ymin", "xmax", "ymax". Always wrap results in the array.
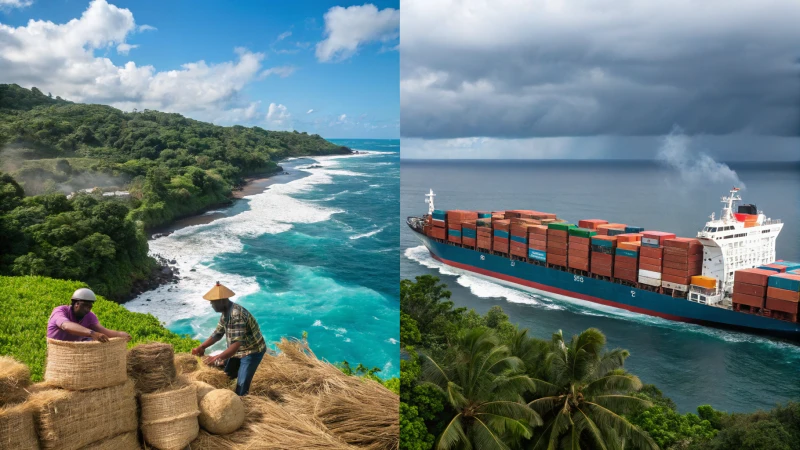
[{"xmin": 0, "ymin": 275, "xmax": 198, "ymax": 381}]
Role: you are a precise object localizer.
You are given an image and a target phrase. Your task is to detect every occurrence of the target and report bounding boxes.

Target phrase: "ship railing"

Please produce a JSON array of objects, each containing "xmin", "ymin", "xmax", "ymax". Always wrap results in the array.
[{"xmin": 762, "ymin": 219, "xmax": 782, "ymax": 225}]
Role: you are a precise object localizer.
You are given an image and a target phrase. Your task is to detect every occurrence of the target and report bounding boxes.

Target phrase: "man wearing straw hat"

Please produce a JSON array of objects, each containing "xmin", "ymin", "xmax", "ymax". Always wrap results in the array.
[
  {"xmin": 47, "ymin": 288, "xmax": 132, "ymax": 342},
  {"xmin": 191, "ymin": 281, "xmax": 267, "ymax": 396}
]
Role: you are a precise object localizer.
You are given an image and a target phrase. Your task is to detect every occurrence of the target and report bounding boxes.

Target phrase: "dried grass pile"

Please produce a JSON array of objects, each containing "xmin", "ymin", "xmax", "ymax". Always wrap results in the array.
[
  {"xmin": 192, "ymin": 380, "xmax": 216, "ymax": 403},
  {"xmin": 127, "ymin": 343, "xmax": 176, "ymax": 394},
  {"xmin": 0, "ymin": 402, "xmax": 39, "ymax": 450},
  {"xmin": 44, "ymin": 338, "xmax": 128, "ymax": 390},
  {"xmin": 28, "ymin": 380, "xmax": 138, "ymax": 450},
  {"xmin": 198, "ymin": 389, "xmax": 245, "ymax": 435},
  {"xmin": 139, "ymin": 381, "xmax": 199, "ymax": 450},
  {"xmin": 248, "ymin": 339, "xmax": 400, "ymax": 450},
  {"xmin": 185, "ymin": 363, "xmax": 231, "ymax": 389},
  {"xmin": 190, "ymin": 396, "xmax": 359, "ymax": 450},
  {"xmin": 0, "ymin": 355, "xmax": 31, "ymax": 406},
  {"xmin": 174, "ymin": 353, "xmax": 199, "ymax": 374}
]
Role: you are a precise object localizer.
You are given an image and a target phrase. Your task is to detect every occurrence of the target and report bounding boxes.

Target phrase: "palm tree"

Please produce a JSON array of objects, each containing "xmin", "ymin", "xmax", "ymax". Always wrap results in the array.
[
  {"xmin": 422, "ymin": 327, "xmax": 543, "ymax": 450},
  {"xmin": 527, "ymin": 328, "xmax": 658, "ymax": 450}
]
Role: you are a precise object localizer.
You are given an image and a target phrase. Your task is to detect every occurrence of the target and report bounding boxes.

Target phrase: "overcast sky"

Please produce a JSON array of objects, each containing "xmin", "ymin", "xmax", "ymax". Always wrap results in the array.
[{"xmin": 400, "ymin": 0, "xmax": 800, "ymax": 159}]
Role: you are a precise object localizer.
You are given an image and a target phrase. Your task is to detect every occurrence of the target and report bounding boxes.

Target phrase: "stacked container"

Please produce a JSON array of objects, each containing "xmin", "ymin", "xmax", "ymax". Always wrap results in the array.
[
  {"xmin": 590, "ymin": 235, "xmax": 617, "ymax": 277},
  {"xmin": 546, "ymin": 223, "xmax": 573, "ymax": 267},
  {"xmin": 477, "ymin": 224, "xmax": 492, "ymax": 250},
  {"xmin": 578, "ymin": 219, "xmax": 608, "ymax": 230},
  {"xmin": 732, "ymin": 268, "xmax": 773, "ymax": 311},
  {"xmin": 528, "ymin": 225, "xmax": 548, "ymax": 263},
  {"xmin": 428, "ymin": 209, "xmax": 447, "ymax": 240},
  {"xmin": 493, "ymin": 219, "xmax": 511, "ymax": 254},
  {"xmin": 661, "ymin": 238, "xmax": 703, "ymax": 291},
  {"xmin": 431, "ymin": 209, "xmax": 446, "ymax": 228},
  {"xmin": 596, "ymin": 223, "xmax": 626, "ymax": 236},
  {"xmin": 568, "ymin": 227, "xmax": 595, "ymax": 271},
  {"xmin": 447, "ymin": 221, "xmax": 462, "ymax": 244},
  {"xmin": 614, "ymin": 234, "xmax": 642, "ymax": 283},
  {"xmin": 766, "ymin": 273, "xmax": 800, "ymax": 321},
  {"xmin": 510, "ymin": 219, "xmax": 538, "ymax": 258},
  {"xmin": 446, "ymin": 210, "xmax": 479, "ymax": 245},
  {"xmin": 638, "ymin": 231, "xmax": 676, "ymax": 287},
  {"xmin": 461, "ymin": 221, "xmax": 477, "ymax": 247},
  {"xmin": 759, "ymin": 263, "xmax": 788, "ymax": 273}
]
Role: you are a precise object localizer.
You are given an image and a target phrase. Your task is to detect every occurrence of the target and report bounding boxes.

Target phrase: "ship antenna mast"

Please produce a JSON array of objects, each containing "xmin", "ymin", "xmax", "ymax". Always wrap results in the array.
[
  {"xmin": 425, "ymin": 189, "xmax": 436, "ymax": 215},
  {"xmin": 720, "ymin": 187, "xmax": 741, "ymax": 223}
]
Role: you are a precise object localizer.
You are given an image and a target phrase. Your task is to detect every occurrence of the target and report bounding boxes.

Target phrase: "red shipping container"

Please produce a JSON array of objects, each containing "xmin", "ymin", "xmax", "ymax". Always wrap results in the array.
[
  {"xmin": 639, "ymin": 263, "xmax": 662, "ymax": 273},
  {"xmin": 593, "ymin": 265, "xmax": 614, "ymax": 277},
  {"xmin": 548, "ymin": 254, "xmax": 567, "ymax": 266},
  {"xmin": 663, "ymin": 267, "xmax": 699, "ymax": 277},
  {"xmin": 549, "ymin": 246, "xmax": 567, "ymax": 256},
  {"xmin": 760, "ymin": 264, "xmax": 787, "ymax": 273},
  {"xmin": 616, "ymin": 233, "xmax": 642, "ymax": 243},
  {"xmin": 547, "ymin": 229, "xmax": 568, "ymax": 238},
  {"xmin": 614, "ymin": 256, "xmax": 638, "ymax": 270},
  {"xmin": 529, "ymin": 243, "xmax": 547, "ymax": 251},
  {"xmin": 579, "ymin": 219, "xmax": 608, "ymax": 229},
  {"xmin": 529, "ymin": 236, "xmax": 547, "ymax": 245},
  {"xmin": 429, "ymin": 227, "xmax": 446, "ymax": 240},
  {"xmin": 663, "ymin": 253, "xmax": 702, "ymax": 264},
  {"xmin": 569, "ymin": 258, "xmax": 590, "ymax": 271},
  {"xmin": 662, "ymin": 274, "xmax": 690, "ymax": 285},
  {"xmin": 494, "ymin": 220, "xmax": 511, "ymax": 231},
  {"xmin": 640, "ymin": 246, "xmax": 663, "ymax": 259},
  {"xmin": 548, "ymin": 240, "xmax": 567, "ymax": 249},
  {"xmin": 548, "ymin": 235, "xmax": 568, "ymax": 245},
  {"xmin": 477, "ymin": 239, "xmax": 492, "ymax": 250},
  {"xmin": 734, "ymin": 269, "xmax": 774, "ymax": 286},
  {"xmin": 615, "ymin": 267, "xmax": 638, "ymax": 282},
  {"xmin": 448, "ymin": 234, "xmax": 461, "ymax": 244},
  {"xmin": 767, "ymin": 287, "xmax": 800, "ymax": 302},
  {"xmin": 592, "ymin": 252, "xmax": 613, "ymax": 265},
  {"xmin": 733, "ymin": 292, "xmax": 765, "ymax": 308},
  {"xmin": 570, "ymin": 247, "xmax": 590, "ymax": 259},
  {"xmin": 663, "ymin": 237, "xmax": 701, "ymax": 249},
  {"xmin": 639, "ymin": 256, "xmax": 662, "ymax": 267},
  {"xmin": 461, "ymin": 222, "xmax": 477, "ymax": 230},
  {"xmin": 462, "ymin": 237, "xmax": 476, "ymax": 247},
  {"xmin": 733, "ymin": 282, "xmax": 766, "ymax": 298},
  {"xmin": 569, "ymin": 236, "xmax": 590, "ymax": 246},
  {"xmin": 529, "ymin": 225, "xmax": 548, "ymax": 236},
  {"xmin": 447, "ymin": 210, "xmax": 479, "ymax": 222},
  {"xmin": 641, "ymin": 231, "xmax": 677, "ymax": 243},
  {"xmin": 766, "ymin": 297, "xmax": 799, "ymax": 314}
]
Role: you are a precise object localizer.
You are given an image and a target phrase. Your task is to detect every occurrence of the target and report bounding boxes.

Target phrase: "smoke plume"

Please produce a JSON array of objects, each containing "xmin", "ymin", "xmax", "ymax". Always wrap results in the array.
[{"xmin": 656, "ymin": 126, "xmax": 745, "ymax": 189}]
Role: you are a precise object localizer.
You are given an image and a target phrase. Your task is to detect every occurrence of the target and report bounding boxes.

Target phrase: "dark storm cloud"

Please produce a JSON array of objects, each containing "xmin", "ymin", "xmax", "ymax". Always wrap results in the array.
[{"xmin": 400, "ymin": 0, "xmax": 800, "ymax": 139}]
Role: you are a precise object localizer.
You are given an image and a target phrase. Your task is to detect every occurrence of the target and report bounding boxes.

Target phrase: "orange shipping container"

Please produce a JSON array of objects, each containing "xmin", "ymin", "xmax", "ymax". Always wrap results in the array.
[
  {"xmin": 733, "ymin": 292, "xmax": 764, "ymax": 308},
  {"xmin": 578, "ymin": 219, "xmax": 608, "ymax": 229},
  {"xmin": 618, "ymin": 241, "xmax": 642, "ymax": 251},
  {"xmin": 766, "ymin": 297, "xmax": 799, "ymax": 314},
  {"xmin": 640, "ymin": 246, "xmax": 664, "ymax": 259},
  {"xmin": 767, "ymin": 287, "xmax": 800, "ymax": 302},
  {"xmin": 691, "ymin": 276, "xmax": 717, "ymax": 289}
]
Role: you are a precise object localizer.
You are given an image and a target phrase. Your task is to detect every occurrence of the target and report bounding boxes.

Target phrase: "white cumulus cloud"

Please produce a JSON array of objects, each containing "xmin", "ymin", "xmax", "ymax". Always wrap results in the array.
[
  {"xmin": 266, "ymin": 103, "xmax": 292, "ymax": 128},
  {"xmin": 116, "ymin": 43, "xmax": 138, "ymax": 54},
  {"xmin": 260, "ymin": 65, "xmax": 297, "ymax": 78},
  {"xmin": 316, "ymin": 4, "xmax": 399, "ymax": 62},
  {"xmin": 137, "ymin": 24, "xmax": 156, "ymax": 32},
  {"xmin": 0, "ymin": 0, "xmax": 266, "ymax": 125},
  {"xmin": 0, "ymin": 0, "xmax": 33, "ymax": 9},
  {"xmin": 307, "ymin": 109, "xmax": 314, "ymax": 114}
]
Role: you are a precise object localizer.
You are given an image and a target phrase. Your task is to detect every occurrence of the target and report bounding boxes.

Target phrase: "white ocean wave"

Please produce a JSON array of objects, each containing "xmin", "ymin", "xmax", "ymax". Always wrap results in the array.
[{"xmin": 350, "ymin": 226, "xmax": 386, "ymax": 240}]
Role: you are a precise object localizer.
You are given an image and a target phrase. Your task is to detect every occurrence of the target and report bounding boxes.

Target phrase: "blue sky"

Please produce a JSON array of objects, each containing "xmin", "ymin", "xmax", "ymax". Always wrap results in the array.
[{"xmin": 0, "ymin": 0, "xmax": 399, "ymax": 139}]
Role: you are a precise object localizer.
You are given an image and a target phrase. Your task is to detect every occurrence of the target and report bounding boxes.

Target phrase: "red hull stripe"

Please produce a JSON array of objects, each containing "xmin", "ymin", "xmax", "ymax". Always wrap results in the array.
[{"xmin": 430, "ymin": 252, "xmax": 700, "ymax": 325}]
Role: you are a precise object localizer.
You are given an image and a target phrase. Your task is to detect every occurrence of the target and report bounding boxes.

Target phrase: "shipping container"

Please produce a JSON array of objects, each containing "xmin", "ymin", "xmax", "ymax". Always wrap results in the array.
[
  {"xmin": 624, "ymin": 226, "xmax": 645, "ymax": 233},
  {"xmin": 616, "ymin": 248, "xmax": 639, "ymax": 258},
  {"xmin": 638, "ymin": 275, "xmax": 661, "ymax": 287},
  {"xmin": 591, "ymin": 236, "xmax": 618, "ymax": 248},
  {"xmin": 615, "ymin": 233, "xmax": 642, "ymax": 243},
  {"xmin": 662, "ymin": 280, "xmax": 689, "ymax": 291},
  {"xmin": 734, "ymin": 268, "xmax": 774, "ymax": 286},
  {"xmin": 640, "ymin": 246, "xmax": 663, "ymax": 259},
  {"xmin": 615, "ymin": 267, "xmax": 638, "ymax": 282},
  {"xmin": 734, "ymin": 282, "xmax": 766, "ymax": 298},
  {"xmin": 429, "ymin": 227, "xmax": 446, "ymax": 240},
  {"xmin": 618, "ymin": 241, "xmax": 642, "ymax": 251},
  {"xmin": 758, "ymin": 264, "xmax": 787, "ymax": 273},
  {"xmin": 733, "ymin": 292, "xmax": 765, "ymax": 308},
  {"xmin": 607, "ymin": 228, "xmax": 628, "ymax": 236},
  {"xmin": 691, "ymin": 276, "xmax": 717, "ymax": 289},
  {"xmin": 767, "ymin": 287, "xmax": 800, "ymax": 302},
  {"xmin": 548, "ymin": 222, "xmax": 576, "ymax": 231},
  {"xmin": 569, "ymin": 227, "xmax": 597, "ymax": 238},
  {"xmin": 547, "ymin": 254, "xmax": 568, "ymax": 266},
  {"xmin": 765, "ymin": 297, "xmax": 799, "ymax": 314},
  {"xmin": 528, "ymin": 249, "xmax": 547, "ymax": 262},
  {"xmin": 767, "ymin": 274, "xmax": 800, "ymax": 291},
  {"xmin": 639, "ymin": 269, "xmax": 662, "ymax": 280},
  {"xmin": 578, "ymin": 219, "xmax": 608, "ymax": 230}
]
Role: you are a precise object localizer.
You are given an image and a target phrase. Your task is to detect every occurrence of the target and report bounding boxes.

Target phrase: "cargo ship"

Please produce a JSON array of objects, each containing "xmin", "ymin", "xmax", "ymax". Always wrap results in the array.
[{"xmin": 406, "ymin": 188, "xmax": 800, "ymax": 340}]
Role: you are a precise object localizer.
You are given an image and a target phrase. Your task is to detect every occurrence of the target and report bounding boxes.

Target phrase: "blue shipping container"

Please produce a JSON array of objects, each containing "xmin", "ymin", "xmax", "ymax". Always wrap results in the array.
[
  {"xmin": 641, "ymin": 242, "xmax": 661, "ymax": 248},
  {"xmin": 773, "ymin": 261, "xmax": 800, "ymax": 270},
  {"xmin": 511, "ymin": 235, "xmax": 527, "ymax": 244},
  {"xmin": 463, "ymin": 228, "xmax": 477, "ymax": 238},
  {"xmin": 616, "ymin": 248, "xmax": 639, "ymax": 258},
  {"xmin": 449, "ymin": 229, "xmax": 462, "ymax": 237},
  {"xmin": 625, "ymin": 226, "xmax": 644, "ymax": 233},
  {"xmin": 607, "ymin": 229, "xmax": 627, "ymax": 236},
  {"xmin": 758, "ymin": 266, "xmax": 783, "ymax": 273},
  {"xmin": 494, "ymin": 230, "xmax": 509, "ymax": 239},
  {"xmin": 478, "ymin": 213, "xmax": 492, "ymax": 218},
  {"xmin": 591, "ymin": 238, "xmax": 614, "ymax": 248},
  {"xmin": 767, "ymin": 275, "xmax": 800, "ymax": 292},
  {"xmin": 529, "ymin": 249, "xmax": 547, "ymax": 261}
]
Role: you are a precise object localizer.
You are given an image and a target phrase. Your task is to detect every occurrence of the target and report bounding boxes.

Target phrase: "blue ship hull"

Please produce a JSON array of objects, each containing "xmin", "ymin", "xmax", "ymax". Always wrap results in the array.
[{"xmin": 412, "ymin": 230, "xmax": 800, "ymax": 341}]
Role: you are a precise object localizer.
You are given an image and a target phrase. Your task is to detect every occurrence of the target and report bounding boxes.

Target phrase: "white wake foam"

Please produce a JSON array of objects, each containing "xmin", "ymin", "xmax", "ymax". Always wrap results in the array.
[{"xmin": 350, "ymin": 226, "xmax": 386, "ymax": 240}]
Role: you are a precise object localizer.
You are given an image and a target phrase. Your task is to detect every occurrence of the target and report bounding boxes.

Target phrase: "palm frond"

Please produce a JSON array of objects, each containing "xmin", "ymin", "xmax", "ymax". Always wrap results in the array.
[
  {"xmin": 594, "ymin": 349, "xmax": 630, "ymax": 377},
  {"xmin": 584, "ymin": 374, "xmax": 643, "ymax": 396},
  {"xmin": 475, "ymin": 412, "xmax": 533, "ymax": 439},
  {"xmin": 591, "ymin": 395, "xmax": 651, "ymax": 415},
  {"xmin": 531, "ymin": 378, "xmax": 562, "ymax": 397},
  {"xmin": 437, "ymin": 413, "xmax": 470, "ymax": 450},
  {"xmin": 528, "ymin": 396, "xmax": 564, "ymax": 416},
  {"xmin": 573, "ymin": 406, "xmax": 608, "ymax": 450},
  {"xmin": 480, "ymin": 400, "xmax": 543, "ymax": 426},
  {"xmin": 547, "ymin": 409, "xmax": 573, "ymax": 450},
  {"xmin": 584, "ymin": 402, "xmax": 658, "ymax": 450},
  {"xmin": 472, "ymin": 416, "xmax": 512, "ymax": 450}
]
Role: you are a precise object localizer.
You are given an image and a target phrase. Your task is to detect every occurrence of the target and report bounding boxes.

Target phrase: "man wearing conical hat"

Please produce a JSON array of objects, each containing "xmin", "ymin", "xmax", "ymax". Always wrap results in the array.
[{"xmin": 191, "ymin": 282, "xmax": 267, "ymax": 396}]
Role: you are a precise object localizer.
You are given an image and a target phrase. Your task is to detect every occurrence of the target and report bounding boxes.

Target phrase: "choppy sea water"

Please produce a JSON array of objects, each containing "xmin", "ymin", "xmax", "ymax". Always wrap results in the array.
[
  {"xmin": 401, "ymin": 157, "xmax": 800, "ymax": 412},
  {"xmin": 127, "ymin": 139, "xmax": 399, "ymax": 377}
]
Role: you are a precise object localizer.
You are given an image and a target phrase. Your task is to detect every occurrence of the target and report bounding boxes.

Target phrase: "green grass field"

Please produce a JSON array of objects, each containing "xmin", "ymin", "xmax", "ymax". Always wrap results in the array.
[{"xmin": 0, "ymin": 275, "xmax": 198, "ymax": 381}]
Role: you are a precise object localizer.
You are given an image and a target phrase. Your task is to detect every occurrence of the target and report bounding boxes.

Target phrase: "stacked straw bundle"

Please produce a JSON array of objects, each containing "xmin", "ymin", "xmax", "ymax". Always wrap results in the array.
[
  {"xmin": 0, "ymin": 355, "xmax": 31, "ymax": 405},
  {"xmin": 127, "ymin": 343, "xmax": 177, "ymax": 394},
  {"xmin": 26, "ymin": 338, "xmax": 139, "ymax": 450},
  {"xmin": 139, "ymin": 381, "xmax": 199, "ymax": 450},
  {"xmin": 28, "ymin": 380, "xmax": 138, "ymax": 450},
  {"xmin": 175, "ymin": 352, "xmax": 231, "ymax": 389},
  {"xmin": 44, "ymin": 338, "xmax": 128, "ymax": 390}
]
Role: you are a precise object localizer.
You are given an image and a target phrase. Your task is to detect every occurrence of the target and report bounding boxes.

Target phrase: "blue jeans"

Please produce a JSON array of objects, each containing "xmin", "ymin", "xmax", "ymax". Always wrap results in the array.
[{"xmin": 223, "ymin": 351, "xmax": 265, "ymax": 396}]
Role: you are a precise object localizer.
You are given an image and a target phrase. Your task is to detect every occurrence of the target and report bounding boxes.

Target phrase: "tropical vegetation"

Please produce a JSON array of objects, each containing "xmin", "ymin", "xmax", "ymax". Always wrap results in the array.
[
  {"xmin": 0, "ymin": 84, "xmax": 349, "ymax": 300},
  {"xmin": 400, "ymin": 275, "xmax": 799, "ymax": 450}
]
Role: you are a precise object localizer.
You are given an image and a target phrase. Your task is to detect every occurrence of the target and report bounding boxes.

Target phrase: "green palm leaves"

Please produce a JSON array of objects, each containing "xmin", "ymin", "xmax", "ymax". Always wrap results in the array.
[
  {"xmin": 422, "ymin": 328, "xmax": 542, "ymax": 450},
  {"xmin": 528, "ymin": 329, "xmax": 658, "ymax": 450}
]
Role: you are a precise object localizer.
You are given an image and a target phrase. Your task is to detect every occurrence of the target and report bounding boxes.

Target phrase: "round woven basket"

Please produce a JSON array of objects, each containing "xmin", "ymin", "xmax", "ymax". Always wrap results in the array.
[
  {"xmin": 140, "ymin": 384, "xmax": 199, "ymax": 450},
  {"xmin": 45, "ymin": 337, "xmax": 128, "ymax": 390}
]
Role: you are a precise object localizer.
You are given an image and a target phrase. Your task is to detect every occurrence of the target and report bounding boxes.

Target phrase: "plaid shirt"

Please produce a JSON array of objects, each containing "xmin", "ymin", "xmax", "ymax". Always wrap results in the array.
[{"xmin": 211, "ymin": 303, "xmax": 266, "ymax": 358}]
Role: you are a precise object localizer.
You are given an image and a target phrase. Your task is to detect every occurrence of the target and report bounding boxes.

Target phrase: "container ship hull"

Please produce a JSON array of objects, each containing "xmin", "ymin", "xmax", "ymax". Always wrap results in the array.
[{"xmin": 411, "ymin": 229, "xmax": 800, "ymax": 340}]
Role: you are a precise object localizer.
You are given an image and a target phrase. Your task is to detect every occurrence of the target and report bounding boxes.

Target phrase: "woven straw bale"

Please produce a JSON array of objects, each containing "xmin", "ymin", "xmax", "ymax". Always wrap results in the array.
[
  {"xmin": 198, "ymin": 389, "xmax": 245, "ymax": 435},
  {"xmin": 184, "ymin": 364, "xmax": 230, "ymax": 389},
  {"xmin": 44, "ymin": 338, "xmax": 128, "ymax": 390},
  {"xmin": 0, "ymin": 402, "xmax": 39, "ymax": 450},
  {"xmin": 140, "ymin": 384, "xmax": 199, "ymax": 450},
  {"xmin": 192, "ymin": 380, "xmax": 216, "ymax": 404},
  {"xmin": 28, "ymin": 380, "xmax": 137, "ymax": 450},
  {"xmin": 82, "ymin": 431, "xmax": 141, "ymax": 450},
  {"xmin": 0, "ymin": 355, "xmax": 31, "ymax": 406},
  {"xmin": 174, "ymin": 353, "xmax": 199, "ymax": 374},
  {"xmin": 127, "ymin": 343, "xmax": 176, "ymax": 394}
]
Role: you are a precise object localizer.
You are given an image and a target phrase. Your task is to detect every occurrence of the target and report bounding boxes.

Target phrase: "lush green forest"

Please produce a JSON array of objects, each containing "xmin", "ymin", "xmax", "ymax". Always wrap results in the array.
[
  {"xmin": 399, "ymin": 275, "xmax": 800, "ymax": 450},
  {"xmin": 0, "ymin": 84, "xmax": 349, "ymax": 299}
]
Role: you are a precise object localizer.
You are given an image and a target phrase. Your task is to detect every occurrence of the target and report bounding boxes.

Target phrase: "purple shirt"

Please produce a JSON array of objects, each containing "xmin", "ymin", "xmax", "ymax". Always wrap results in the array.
[{"xmin": 47, "ymin": 305, "xmax": 100, "ymax": 341}]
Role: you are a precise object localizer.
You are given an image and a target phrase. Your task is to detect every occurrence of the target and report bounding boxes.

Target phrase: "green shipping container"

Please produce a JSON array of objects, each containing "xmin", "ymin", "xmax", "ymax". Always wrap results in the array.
[
  {"xmin": 569, "ymin": 227, "xmax": 597, "ymax": 238},
  {"xmin": 548, "ymin": 222, "xmax": 576, "ymax": 231}
]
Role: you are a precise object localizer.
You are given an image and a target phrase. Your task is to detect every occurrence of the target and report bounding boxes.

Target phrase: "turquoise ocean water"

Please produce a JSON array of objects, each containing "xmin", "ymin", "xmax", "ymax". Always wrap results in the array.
[{"xmin": 126, "ymin": 139, "xmax": 399, "ymax": 377}]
